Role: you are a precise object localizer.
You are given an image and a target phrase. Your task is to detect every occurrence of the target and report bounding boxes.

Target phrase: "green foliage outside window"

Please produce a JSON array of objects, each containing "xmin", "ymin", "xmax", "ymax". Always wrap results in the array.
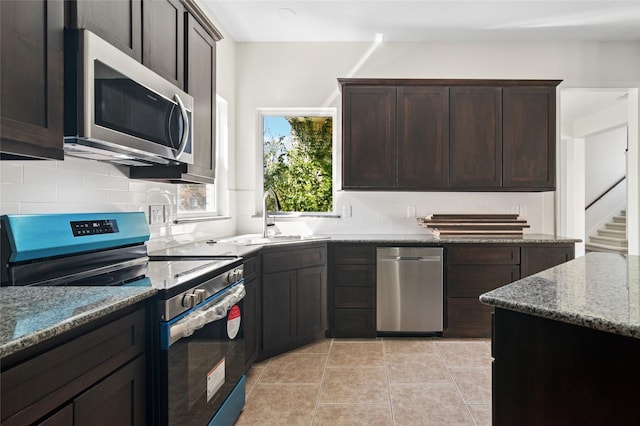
[{"xmin": 263, "ymin": 116, "xmax": 333, "ymax": 212}]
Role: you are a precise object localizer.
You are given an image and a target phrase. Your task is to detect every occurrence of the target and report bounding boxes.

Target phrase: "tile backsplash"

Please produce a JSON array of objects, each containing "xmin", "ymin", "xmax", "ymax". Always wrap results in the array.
[
  {"xmin": 0, "ymin": 157, "xmax": 236, "ymax": 246},
  {"xmin": 1, "ymin": 157, "xmax": 556, "ymax": 244}
]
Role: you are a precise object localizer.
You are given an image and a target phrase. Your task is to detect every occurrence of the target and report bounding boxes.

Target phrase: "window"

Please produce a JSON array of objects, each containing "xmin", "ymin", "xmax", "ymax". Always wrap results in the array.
[
  {"xmin": 178, "ymin": 184, "xmax": 215, "ymax": 213},
  {"xmin": 261, "ymin": 109, "xmax": 335, "ymax": 213}
]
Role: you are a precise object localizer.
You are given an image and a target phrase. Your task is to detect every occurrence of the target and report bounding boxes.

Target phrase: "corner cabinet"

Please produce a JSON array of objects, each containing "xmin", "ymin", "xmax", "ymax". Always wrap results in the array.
[
  {"xmin": 70, "ymin": 0, "xmax": 222, "ymax": 184},
  {"xmin": 0, "ymin": 0, "xmax": 64, "ymax": 160},
  {"xmin": 339, "ymin": 79, "xmax": 561, "ymax": 192},
  {"xmin": 259, "ymin": 243, "xmax": 327, "ymax": 360}
]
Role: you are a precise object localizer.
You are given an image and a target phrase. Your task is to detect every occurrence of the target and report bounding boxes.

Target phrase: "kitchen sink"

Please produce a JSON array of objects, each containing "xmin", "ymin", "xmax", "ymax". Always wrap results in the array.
[{"xmin": 219, "ymin": 234, "xmax": 330, "ymax": 246}]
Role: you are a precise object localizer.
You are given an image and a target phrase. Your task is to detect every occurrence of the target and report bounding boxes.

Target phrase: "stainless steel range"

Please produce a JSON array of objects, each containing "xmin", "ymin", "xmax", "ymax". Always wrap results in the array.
[{"xmin": 0, "ymin": 212, "xmax": 248, "ymax": 426}]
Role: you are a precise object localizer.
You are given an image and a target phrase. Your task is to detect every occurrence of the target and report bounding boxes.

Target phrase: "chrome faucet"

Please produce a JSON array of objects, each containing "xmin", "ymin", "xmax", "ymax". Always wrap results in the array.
[{"xmin": 262, "ymin": 189, "xmax": 281, "ymax": 237}]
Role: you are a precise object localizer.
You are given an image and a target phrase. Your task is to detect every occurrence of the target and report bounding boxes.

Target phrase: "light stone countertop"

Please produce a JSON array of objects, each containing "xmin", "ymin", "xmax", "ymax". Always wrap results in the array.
[
  {"xmin": 480, "ymin": 253, "xmax": 640, "ymax": 339},
  {"xmin": 0, "ymin": 286, "xmax": 156, "ymax": 359}
]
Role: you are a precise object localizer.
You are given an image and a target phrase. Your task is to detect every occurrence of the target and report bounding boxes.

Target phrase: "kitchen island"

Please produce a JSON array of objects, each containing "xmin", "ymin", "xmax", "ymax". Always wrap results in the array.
[{"xmin": 480, "ymin": 253, "xmax": 640, "ymax": 425}]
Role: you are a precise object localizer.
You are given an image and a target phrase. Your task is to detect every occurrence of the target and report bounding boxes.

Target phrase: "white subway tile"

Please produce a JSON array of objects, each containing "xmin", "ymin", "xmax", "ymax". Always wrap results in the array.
[
  {"xmin": 108, "ymin": 190, "xmax": 146, "ymax": 205},
  {"xmin": 0, "ymin": 202, "xmax": 20, "ymax": 215},
  {"xmin": 1, "ymin": 183, "xmax": 57, "ymax": 202},
  {"xmin": 24, "ymin": 165, "xmax": 85, "ymax": 187},
  {"xmin": 58, "ymin": 188, "xmax": 110, "ymax": 204},
  {"xmin": 0, "ymin": 163, "xmax": 23, "ymax": 183},
  {"xmin": 59, "ymin": 156, "xmax": 112, "ymax": 174},
  {"xmin": 85, "ymin": 173, "xmax": 129, "ymax": 191}
]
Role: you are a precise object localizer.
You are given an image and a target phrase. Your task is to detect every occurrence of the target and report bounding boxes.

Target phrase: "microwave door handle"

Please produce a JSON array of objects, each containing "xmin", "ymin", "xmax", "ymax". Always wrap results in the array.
[{"xmin": 173, "ymin": 93, "xmax": 190, "ymax": 160}]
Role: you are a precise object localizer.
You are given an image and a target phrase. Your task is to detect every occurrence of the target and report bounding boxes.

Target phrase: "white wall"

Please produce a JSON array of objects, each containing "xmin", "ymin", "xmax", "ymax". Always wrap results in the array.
[
  {"xmin": 234, "ymin": 41, "xmax": 640, "ymax": 235},
  {"xmin": 585, "ymin": 126, "xmax": 627, "ymax": 206}
]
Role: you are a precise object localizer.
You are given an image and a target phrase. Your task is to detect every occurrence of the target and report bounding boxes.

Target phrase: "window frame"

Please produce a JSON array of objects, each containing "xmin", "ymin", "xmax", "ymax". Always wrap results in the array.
[{"xmin": 256, "ymin": 107, "xmax": 338, "ymax": 215}]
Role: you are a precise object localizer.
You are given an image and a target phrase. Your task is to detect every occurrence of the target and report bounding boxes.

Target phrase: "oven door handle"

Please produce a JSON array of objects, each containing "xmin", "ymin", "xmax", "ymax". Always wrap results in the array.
[{"xmin": 168, "ymin": 283, "xmax": 245, "ymax": 346}]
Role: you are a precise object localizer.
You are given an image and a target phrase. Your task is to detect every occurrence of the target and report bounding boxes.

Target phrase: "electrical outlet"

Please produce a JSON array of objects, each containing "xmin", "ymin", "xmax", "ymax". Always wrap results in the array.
[
  {"xmin": 407, "ymin": 206, "xmax": 416, "ymax": 218},
  {"xmin": 342, "ymin": 205, "xmax": 352, "ymax": 218},
  {"xmin": 149, "ymin": 205, "xmax": 165, "ymax": 224}
]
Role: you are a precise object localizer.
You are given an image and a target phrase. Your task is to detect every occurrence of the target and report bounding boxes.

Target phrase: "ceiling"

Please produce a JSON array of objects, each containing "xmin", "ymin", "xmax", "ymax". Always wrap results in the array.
[{"xmin": 202, "ymin": 0, "xmax": 640, "ymax": 43}]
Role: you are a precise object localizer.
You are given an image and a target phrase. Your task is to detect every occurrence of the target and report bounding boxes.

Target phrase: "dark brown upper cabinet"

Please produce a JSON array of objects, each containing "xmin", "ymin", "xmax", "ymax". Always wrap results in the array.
[
  {"xmin": 397, "ymin": 86, "xmax": 450, "ymax": 189},
  {"xmin": 142, "ymin": 0, "xmax": 184, "ymax": 89},
  {"xmin": 503, "ymin": 86, "xmax": 557, "ymax": 190},
  {"xmin": 68, "ymin": 0, "xmax": 143, "ymax": 61},
  {"xmin": 1, "ymin": 0, "xmax": 65, "ymax": 160},
  {"xmin": 340, "ymin": 82, "xmax": 449, "ymax": 190},
  {"xmin": 449, "ymin": 86, "xmax": 502, "ymax": 189},
  {"xmin": 69, "ymin": 0, "xmax": 184, "ymax": 88},
  {"xmin": 342, "ymin": 85, "xmax": 396, "ymax": 188},
  {"xmin": 339, "ymin": 79, "xmax": 561, "ymax": 192}
]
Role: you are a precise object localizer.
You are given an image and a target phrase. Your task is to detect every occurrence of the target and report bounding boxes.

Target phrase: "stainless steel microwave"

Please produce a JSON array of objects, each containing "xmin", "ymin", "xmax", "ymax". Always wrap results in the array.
[{"xmin": 64, "ymin": 29, "xmax": 194, "ymax": 166}]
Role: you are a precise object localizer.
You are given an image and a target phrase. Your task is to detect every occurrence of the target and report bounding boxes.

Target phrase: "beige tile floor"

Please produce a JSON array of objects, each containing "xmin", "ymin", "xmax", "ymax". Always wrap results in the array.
[{"xmin": 235, "ymin": 338, "xmax": 492, "ymax": 425}]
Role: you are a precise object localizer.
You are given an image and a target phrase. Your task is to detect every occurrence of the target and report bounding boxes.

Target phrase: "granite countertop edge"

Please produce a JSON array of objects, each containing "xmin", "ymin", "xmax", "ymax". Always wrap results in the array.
[
  {"xmin": 480, "ymin": 290, "xmax": 640, "ymax": 340},
  {"xmin": 0, "ymin": 287, "xmax": 157, "ymax": 359},
  {"xmin": 327, "ymin": 233, "xmax": 580, "ymax": 244}
]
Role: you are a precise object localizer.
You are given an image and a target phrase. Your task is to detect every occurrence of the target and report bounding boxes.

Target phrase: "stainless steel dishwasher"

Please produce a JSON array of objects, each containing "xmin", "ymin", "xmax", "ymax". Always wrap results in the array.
[{"xmin": 376, "ymin": 247, "xmax": 444, "ymax": 333}]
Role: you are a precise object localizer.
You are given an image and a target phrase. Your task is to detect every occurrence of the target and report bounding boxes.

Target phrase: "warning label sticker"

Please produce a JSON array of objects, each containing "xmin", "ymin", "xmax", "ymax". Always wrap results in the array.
[{"xmin": 227, "ymin": 305, "xmax": 241, "ymax": 339}]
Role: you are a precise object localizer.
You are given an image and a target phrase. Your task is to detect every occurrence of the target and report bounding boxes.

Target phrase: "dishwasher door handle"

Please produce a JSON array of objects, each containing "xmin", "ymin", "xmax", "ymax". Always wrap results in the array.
[{"xmin": 378, "ymin": 256, "xmax": 442, "ymax": 262}]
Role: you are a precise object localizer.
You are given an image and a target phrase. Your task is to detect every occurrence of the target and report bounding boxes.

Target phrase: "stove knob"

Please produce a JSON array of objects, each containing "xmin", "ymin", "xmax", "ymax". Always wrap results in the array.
[
  {"xmin": 194, "ymin": 288, "xmax": 206, "ymax": 304},
  {"xmin": 182, "ymin": 293, "xmax": 197, "ymax": 308}
]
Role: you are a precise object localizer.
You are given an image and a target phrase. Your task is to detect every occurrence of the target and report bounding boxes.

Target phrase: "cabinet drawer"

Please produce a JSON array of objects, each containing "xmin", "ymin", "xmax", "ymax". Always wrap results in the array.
[
  {"xmin": 447, "ymin": 265, "xmax": 520, "ymax": 297},
  {"xmin": 335, "ymin": 287, "xmax": 375, "ymax": 309},
  {"xmin": 447, "ymin": 245, "xmax": 520, "ymax": 264},
  {"xmin": 334, "ymin": 264, "xmax": 375, "ymax": 287},
  {"xmin": 332, "ymin": 244, "xmax": 375, "ymax": 265},
  {"xmin": 243, "ymin": 255, "xmax": 261, "ymax": 281},
  {"xmin": 263, "ymin": 244, "xmax": 326, "ymax": 273},
  {"xmin": 333, "ymin": 309, "xmax": 376, "ymax": 338},
  {"xmin": 1, "ymin": 308, "xmax": 146, "ymax": 425},
  {"xmin": 445, "ymin": 298, "xmax": 493, "ymax": 338}
]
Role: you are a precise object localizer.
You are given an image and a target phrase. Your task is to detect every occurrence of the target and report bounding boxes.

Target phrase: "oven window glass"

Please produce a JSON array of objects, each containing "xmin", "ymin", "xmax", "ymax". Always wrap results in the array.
[
  {"xmin": 94, "ymin": 61, "xmax": 183, "ymax": 149},
  {"xmin": 161, "ymin": 301, "xmax": 246, "ymax": 425}
]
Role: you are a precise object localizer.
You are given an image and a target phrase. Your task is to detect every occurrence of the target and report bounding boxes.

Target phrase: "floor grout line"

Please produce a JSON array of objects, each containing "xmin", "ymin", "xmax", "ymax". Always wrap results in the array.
[
  {"xmin": 310, "ymin": 338, "xmax": 333, "ymax": 426},
  {"xmin": 381, "ymin": 337, "xmax": 398, "ymax": 426}
]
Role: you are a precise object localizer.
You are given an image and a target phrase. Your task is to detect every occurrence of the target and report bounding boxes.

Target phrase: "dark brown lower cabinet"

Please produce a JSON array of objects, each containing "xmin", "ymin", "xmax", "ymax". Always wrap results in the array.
[
  {"xmin": 329, "ymin": 244, "xmax": 376, "ymax": 338},
  {"xmin": 445, "ymin": 243, "xmax": 574, "ymax": 338},
  {"xmin": 493, "ymin": 308, "xmax": 640, "ymax": 425},
  {"xmin": 243, "ymin": 255, "xmax": 261, "ymax": 369},
  {"xmin": 520, "ymin": 244, "xmax": 574, "ymax": 277},
  {"xmin": 73, "ymin": 356, "xmax": 146, "ymax": 425},
  {"xmin": 259, "ymin": 244, "xmax": 327, "ymax": 360},
  {"xmin": 0, "ymin": 306, "xmax": 147, "ymax": 426}
]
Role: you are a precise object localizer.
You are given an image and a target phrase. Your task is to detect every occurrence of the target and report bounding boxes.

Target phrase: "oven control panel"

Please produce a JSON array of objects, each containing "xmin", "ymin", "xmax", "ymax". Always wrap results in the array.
[
  {"xmin": 70, "ymin": 219, "xmax": 119, "ymax": 237},
  {"xmin": 160, "ymin": 265, "xmax": 244, "ymax": 320}
]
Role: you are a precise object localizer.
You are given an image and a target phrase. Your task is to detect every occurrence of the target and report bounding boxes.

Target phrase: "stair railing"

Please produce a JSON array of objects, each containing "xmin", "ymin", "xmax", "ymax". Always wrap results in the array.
[{"xmin": 585, "ymin": 176, "xmax": 626, "ymax": 211}]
